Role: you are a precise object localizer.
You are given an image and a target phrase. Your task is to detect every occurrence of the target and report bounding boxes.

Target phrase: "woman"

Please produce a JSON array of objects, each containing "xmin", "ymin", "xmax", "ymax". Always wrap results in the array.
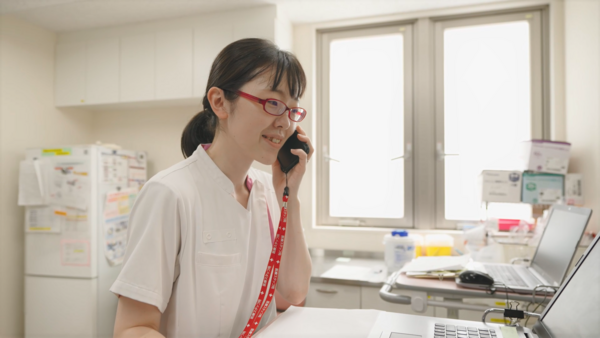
[{"xmin": 111, "ymin": 38, "xmax": 313, "ymax": 338}]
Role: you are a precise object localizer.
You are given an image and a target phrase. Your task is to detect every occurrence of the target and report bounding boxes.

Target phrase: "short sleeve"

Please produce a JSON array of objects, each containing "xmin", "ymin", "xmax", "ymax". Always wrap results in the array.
[{"xmin": 110, "ymin": 181, "xmax": 181, "ymax": 313}]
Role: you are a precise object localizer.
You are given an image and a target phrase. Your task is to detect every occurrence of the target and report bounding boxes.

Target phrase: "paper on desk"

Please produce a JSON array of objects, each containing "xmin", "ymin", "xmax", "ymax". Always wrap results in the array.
[
  {"xmin": 255, "ymin": 306, "xmax": 380, "ymax": 338},
  {"xmin": 400, "ymin": 255, "xmax": 471, "ymax": 273},
  {"xmin": 320, "ymin": 264, "xmax": 385, "ymax": 283}
]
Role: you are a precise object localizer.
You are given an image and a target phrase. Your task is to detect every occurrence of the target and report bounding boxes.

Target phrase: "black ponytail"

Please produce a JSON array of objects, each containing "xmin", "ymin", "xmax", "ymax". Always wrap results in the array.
[{"xmin": 181, "ymin": 38, "xmax": 306, "ymax": 158}]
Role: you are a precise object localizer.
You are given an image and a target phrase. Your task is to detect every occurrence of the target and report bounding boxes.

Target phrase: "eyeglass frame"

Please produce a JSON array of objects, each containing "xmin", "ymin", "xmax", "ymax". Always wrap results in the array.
[{"xmin": 232, "ymin": 89, "xmax": 307, "ymax": 122}]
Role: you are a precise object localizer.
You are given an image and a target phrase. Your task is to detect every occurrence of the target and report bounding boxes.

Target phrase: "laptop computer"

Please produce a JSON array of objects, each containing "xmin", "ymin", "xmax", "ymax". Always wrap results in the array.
[
  {"xmin": 456, "ymin": 205, "xmax": 591, "ymax": 294},
  {"xmin": 367, "ymin": 232, "xmax": 600, "ymax": 338}
]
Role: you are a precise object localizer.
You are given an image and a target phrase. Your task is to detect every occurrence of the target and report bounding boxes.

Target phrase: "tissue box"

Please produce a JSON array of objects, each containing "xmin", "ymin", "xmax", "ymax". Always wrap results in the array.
[
  {"xmin": 565, "ymin": 174, "xmax": 584, "ymax": 206},
  {"xmin": 519, "ymin": 140, "xmax": 571, "ymax": 174},
  {"xmin": 521, "ymin": 172, "xmax": 564, "ymax": 204},
  {"xmin": 480, "ymin": 170, "xmax": 522, "ymax": 203}
]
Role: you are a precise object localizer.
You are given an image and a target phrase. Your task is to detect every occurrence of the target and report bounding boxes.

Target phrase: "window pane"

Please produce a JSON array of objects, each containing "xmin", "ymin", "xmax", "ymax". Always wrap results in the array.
[
  {"xmin": 444, "ymin": 21, "xmax": 532, "ymax": 221},
  {"xmin": 329, "ymin": 33, "xmax": 404, "ymax": 219}
]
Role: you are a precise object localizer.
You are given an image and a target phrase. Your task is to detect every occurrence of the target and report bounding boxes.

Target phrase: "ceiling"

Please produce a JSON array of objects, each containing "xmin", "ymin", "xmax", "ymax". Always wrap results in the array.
[{"xmin": 0, "ymin": 0, "xmax": 509, "ymax": 32}]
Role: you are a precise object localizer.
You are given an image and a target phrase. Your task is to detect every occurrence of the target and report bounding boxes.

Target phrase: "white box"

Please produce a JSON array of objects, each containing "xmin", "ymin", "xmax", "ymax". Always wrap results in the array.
[
  {"xmin": 519, "ymin": 140, "xmax": 571, "ymax": 174},
  {"xmin": 565, "ymin": 173, "xmax": 584, "ymax": 206},
  {"xmin": 480, "ymin": 170, "xmax": 522, "ymax": 203}
]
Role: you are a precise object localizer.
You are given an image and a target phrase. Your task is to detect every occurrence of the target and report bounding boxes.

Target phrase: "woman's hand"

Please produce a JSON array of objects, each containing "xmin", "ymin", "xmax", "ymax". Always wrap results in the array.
[{"xmin": 272, "ymin": 125, "xmax": 314, "ymax": 203}]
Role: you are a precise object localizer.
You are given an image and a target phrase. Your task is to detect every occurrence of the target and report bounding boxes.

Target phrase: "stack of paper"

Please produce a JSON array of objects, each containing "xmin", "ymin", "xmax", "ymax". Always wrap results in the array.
[{"xmin": 400, "ymin": 255, "xmax": 471, "ymax": 278}]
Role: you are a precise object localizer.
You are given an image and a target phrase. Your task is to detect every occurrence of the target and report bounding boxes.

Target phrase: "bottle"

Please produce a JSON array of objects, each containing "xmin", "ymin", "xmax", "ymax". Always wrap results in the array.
[{"xmin": 383, "ymin": 230, "xmax": 416, "ymax": 271}]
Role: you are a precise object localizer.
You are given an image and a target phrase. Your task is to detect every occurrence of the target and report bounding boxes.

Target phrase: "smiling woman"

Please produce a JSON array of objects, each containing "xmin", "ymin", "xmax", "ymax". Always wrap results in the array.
[{"xmin": 111, "ymin": 38, "xmax": 313, "ymax": 338}]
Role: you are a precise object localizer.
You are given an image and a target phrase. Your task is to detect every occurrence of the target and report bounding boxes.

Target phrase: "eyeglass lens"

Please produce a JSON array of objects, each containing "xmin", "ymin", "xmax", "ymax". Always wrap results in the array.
[{"xmin": 264, "ymin": 99, "xmax": 305, "ymax": 122}]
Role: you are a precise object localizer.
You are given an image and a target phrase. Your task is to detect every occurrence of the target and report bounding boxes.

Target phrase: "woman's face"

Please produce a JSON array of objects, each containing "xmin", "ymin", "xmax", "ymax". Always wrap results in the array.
[{"xmin": 224, "ymin": 72, "xmax": 300, "ymax": 165}]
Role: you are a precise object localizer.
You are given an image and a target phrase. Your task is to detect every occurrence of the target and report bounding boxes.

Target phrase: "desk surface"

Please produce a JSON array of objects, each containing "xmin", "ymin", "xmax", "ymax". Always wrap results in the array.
[{"xmin": 310, "ymin": 251, "xmax": 552, "ymax": 303}]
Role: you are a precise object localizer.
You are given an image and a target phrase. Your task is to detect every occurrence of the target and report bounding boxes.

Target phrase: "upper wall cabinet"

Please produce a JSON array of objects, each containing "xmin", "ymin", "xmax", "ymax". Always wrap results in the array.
[
  {"xmin": 55, "ymin": 38, "xmax": 120, "ymax": 106},
  {"xmin": 55, "ymin": 6, "xmax": 288, "ymax": 108},
  {"xmin": 86, "ymin": 38, "xmax": 120, "ymax": 104},
  {"xmin": 55, "ymin": 41, "xmax": 86, "ymax": 106},
  {"xmin": 120, "ymin": 34, "xmax": 155, "ymax": 102},
  {"xmin": 156, "ymin": 29, "xmax": 193, "ymax": 100}
]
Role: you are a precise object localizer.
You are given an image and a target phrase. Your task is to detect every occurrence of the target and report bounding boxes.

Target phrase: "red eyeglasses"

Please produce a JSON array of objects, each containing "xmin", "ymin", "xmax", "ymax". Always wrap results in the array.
[{"xmin": 235, "ymin": 90, "xmax": 307, "ymax": 122}]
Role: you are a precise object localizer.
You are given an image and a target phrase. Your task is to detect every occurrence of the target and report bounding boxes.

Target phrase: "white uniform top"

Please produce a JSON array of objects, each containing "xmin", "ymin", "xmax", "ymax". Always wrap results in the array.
[{"xmin": 110, "ymin": 145, "xmax": 279, "ymax": 338}]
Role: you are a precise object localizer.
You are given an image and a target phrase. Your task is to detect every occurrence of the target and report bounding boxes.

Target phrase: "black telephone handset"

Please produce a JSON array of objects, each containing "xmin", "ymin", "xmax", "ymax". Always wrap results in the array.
[{"xmin": 277, "ymin": 130, "xmax": 309, "ymax": 174}]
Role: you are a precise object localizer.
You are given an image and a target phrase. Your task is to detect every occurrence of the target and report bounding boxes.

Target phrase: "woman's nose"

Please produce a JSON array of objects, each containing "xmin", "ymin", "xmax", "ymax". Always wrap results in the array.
[{"xmin": 274, "ymin": 112, "xmax": 291, "ymax": 129}]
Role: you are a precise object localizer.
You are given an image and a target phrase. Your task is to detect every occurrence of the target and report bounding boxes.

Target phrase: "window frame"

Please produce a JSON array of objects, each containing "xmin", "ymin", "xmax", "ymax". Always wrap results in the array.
[
  {"xmin": 317, "ymin": 23, "xmax": 415, "ymax": 228},
  {"xmin": 433, "ymin": 10, "xmax": 549, "ymax": 229},
  {"xmin": 314, "ymin": 6, "xmax": 551, "ymax": 231}
]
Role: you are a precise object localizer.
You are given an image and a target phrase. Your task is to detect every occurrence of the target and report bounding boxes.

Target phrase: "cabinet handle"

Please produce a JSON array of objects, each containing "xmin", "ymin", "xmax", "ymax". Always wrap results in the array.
[{"xmin": 316, "ymin": 288, "xmax": 338, "ymax": 294}]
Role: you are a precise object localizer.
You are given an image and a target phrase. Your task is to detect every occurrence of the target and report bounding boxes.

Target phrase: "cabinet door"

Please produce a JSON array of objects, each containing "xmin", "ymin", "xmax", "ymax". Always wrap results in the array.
[
  {"xmin": 193, "ymin": 25, "xmax": 233, "ymax": 97},
  {"xmin": 86, "ymin": 38, "xmax": 119, "ymax": 104},
  {"xmin": 55, "ymin": 41, "xmax": 86, "ymax": 106},
  {"xmin": 305, "ymin": 282, "xmax": 360, "ymax": 309},
  {"xmin": 156, "ymin": 28, "xmax": 193, "ymax": 100},
  {"xmin": 120, "ymin": 34, "xmax": 155, "ymax": 102},
  {"xmin": 361, "ymin": 286, "xmax": 435, "ymax": 316}
]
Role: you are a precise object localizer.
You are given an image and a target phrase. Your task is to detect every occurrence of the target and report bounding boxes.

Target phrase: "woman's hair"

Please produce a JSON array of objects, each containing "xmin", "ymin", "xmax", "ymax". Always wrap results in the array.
[{"xmin": 181, "ymin": 38, "xmax": 307, "ymax": 158}]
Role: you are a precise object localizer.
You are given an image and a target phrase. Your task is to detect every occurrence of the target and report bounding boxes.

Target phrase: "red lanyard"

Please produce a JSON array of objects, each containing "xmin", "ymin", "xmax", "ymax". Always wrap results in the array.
[{"xmin": 238, "ymin": 188, "xmax": 289, "ymax": 338}]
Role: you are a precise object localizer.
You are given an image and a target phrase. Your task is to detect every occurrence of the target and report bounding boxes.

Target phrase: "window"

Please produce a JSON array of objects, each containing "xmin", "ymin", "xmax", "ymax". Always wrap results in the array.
[
  {"xmin": 318, "ymin": 8, "xmax": 549, "ymax": 229},
  {"xmin": 318, "ymin": 24, "xmax": 414, "ymax": 227}
]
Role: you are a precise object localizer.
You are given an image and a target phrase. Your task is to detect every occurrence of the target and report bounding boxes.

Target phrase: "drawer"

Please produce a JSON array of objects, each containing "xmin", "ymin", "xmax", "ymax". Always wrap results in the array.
[{"xmin": 305, "ymin": 282, "xmax": 361, "ymax": 309}]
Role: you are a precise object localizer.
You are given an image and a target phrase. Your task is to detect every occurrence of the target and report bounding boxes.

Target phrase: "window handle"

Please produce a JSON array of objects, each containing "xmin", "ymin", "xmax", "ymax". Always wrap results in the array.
[
  {"xmin": 322, "ymin": 146, "xmax": 341, "ymax": 162},
  {"xmin": 436, "ymin": 142, "xmax": 459, "ymax": 161},
  {"xmin": 391, "ymin": 143, "xmax": 412, "ymax": 161},
  {"xmin": 316, "ymin": 289, "xmax": 338, "ymax": 294}
]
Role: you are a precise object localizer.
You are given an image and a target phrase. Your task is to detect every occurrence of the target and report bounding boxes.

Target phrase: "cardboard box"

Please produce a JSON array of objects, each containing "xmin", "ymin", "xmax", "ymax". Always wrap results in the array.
[
  {"xmin": 480, "ymin": 170, "xmax": 522, "ymax": 203},
  {"xmin": 521, "ymin": 172, "xmax": 564, "ymax": 204},
  {"xmin": 519, "ymin": 140, "xmax": 571, "ymax": 174},
  {"xmin": 565, "ymin": 173, "xmax": 584, "ymax": 206}
]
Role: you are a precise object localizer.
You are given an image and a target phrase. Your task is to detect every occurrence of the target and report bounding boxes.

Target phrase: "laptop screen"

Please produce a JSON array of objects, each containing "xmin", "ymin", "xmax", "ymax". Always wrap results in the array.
[
  {"xmin": 530, "ymin": 206, "xmax": 590, "ymax": 286},
  {"xmin": 539, "ymin": 235, "xmax": 600, "ymax": 337}
]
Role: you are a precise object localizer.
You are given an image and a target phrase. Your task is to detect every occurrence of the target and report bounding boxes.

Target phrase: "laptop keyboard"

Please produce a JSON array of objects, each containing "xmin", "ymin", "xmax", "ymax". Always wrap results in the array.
[
  {"xmin": 434, "ymin": 324, "xmax": 497, "ymax": 338},
  {"xmin": 484, "ymin": 265, "xmax": 528, "ymax": 287}
]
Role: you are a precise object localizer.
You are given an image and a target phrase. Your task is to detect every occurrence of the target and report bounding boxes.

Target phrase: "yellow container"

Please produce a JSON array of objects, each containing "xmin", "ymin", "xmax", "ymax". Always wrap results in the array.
[
  {"xmin": 425, "ymin": 246, "xmax": 453, "ymax": 256},
  {"xmin": 412, "ymin": 234, "xmax": 424, "ymax": 257},
  {"xmin": 424, "ymin": 234, "xmax": 454, "ymax": 256}
]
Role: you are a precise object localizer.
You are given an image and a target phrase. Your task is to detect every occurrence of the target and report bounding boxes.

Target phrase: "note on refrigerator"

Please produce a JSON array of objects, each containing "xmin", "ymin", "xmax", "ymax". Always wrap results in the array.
[
  {"xmin": 48, "ymin": 159, "xmax": 90, "ymax": 210},
  {"xmin": 103, "ymin": 187, "xmax": 138, "ymax": 266},
  {"xmin": 25, "ymin": 206, "xmax": 65, "ymax": 233},
  {"xmin": 102, "ymin": 154, "xmax": 129, "ymax": 186},
  {"xmin": 60, "ymin": 239, "xmax": 90, "ymax": 266},
  {"xmin": 18, "ymin": 159, "xmax": 50, "ymax": 206}
]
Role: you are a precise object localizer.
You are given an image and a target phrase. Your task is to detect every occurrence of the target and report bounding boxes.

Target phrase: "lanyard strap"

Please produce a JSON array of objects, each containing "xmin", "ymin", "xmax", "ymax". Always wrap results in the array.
[{"xmin": 239, "ymin": 187, "xmax": 289, "ymax": 338}]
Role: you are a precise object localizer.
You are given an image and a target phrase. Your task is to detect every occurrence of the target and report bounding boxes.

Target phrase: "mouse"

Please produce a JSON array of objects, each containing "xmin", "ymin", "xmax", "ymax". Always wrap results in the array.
[{"xmin": 456, "ymin": 270, "xmax": 494, "ymax": 285}]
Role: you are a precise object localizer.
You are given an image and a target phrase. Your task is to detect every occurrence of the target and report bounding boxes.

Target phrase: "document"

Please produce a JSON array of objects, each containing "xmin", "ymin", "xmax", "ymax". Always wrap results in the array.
[
  {"xmin": 103, "ymin": 187, "xmax": 138, "ymax": 266},
  {"xmin": 60, "ymin": 239, "xmax": 90, "ymax": 266},
  {"xmin": 128, "ymin": 156, "xmax": 147, "ymax": 189},
  {"xmin": 256, "ymin": 306, "xmax": 380, "ymax": 338},
  {"xmin": 18, "ymin": 159, "xmax": 50, "ymax": 206},
  {"xmin": 102, "ymin": 154, "xmax": 129, "ymax": 186},
  {"xmin": 48, "ymin": 159, "xmax": 90, "ymax": 210},
  {"xmin": 400, "ymin": 255, "xmax": 471, "ymax": 273},
  {"xmin": 25, "ymin": 206, "xmax": 65, "ymax": 233}
]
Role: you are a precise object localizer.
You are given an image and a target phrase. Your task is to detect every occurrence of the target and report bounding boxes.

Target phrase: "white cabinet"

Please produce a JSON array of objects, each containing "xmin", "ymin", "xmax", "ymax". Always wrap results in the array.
[
  {"xmin": 305, "ymin": 282, "xmax": 361, "ymax": 309},
  {"xmin": 120, "ymin": 34, "xmax": 155, "ymax": 102},
  {"xmin": 193, "ymin": 25, "xmax": 234, "ymax": 97},
  {"xmin": 55, "ymin": 41, "xmax": 86, "ymax": 106},
  {"xmin": 156, "ymin": 29, "xmax": 193, "ymax": 100},
  {"xmin": 86, "ymin": 38, "xmax": 119, "ymax": 104},
  {"xmin": 55, "ymin": 6, "xmax": 284, "ymax": 108}
]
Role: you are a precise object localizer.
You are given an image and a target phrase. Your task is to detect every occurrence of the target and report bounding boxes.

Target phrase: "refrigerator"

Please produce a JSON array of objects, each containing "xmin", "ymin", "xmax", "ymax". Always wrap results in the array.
[{"xmin": 19, "ymin": 145, "xmax": 147, "ymax": 338}]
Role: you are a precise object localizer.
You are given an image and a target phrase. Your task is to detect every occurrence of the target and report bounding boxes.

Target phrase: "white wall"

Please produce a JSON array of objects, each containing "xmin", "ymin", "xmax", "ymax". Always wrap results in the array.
[
  {"xmin": 0, "ymin": 16, "xmax": 94, "ymax": 338},
  {"xmin": 564, "ymin": 0, "xmax": 600, "ymax": 233}
]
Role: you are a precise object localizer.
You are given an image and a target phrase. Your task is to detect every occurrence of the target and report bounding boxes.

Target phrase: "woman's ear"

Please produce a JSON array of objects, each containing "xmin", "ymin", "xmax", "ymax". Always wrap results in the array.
[{"xmin": 206, "ymin": 87, "xmax": 230, "ymax": 120}]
